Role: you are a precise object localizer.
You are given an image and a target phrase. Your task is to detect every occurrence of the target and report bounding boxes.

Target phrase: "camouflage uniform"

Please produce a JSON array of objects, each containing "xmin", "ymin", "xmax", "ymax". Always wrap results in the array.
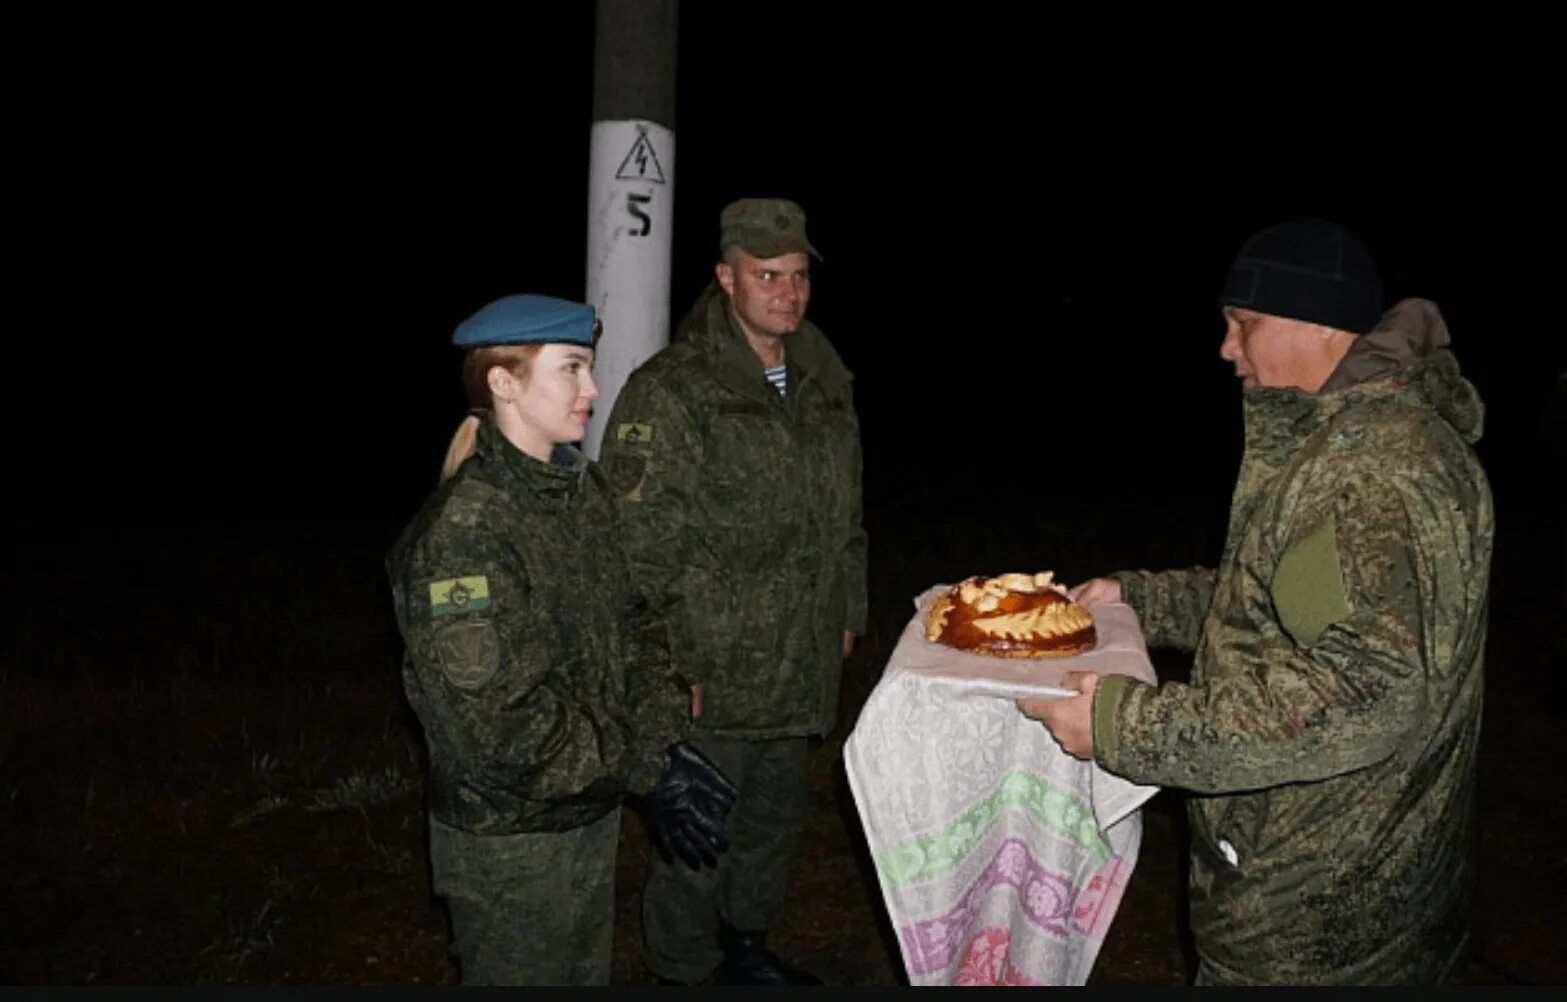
[
  {"xmin": 387, "ymin": 415, "xmax": 690, "ymax": 985},
  {"xmin": 1092, "ymin": 299, "xmax": 1493, "ymax": 984},
  {"xmin": 598, "ymin": 282, "xmax": 868, "ymax": 982}
]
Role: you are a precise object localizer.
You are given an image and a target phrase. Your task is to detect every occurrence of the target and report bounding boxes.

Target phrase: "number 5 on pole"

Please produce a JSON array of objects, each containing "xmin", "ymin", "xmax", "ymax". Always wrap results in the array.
[{"xmin": 627, "ymin": 193, "xmax": 652, "ymax": 237}]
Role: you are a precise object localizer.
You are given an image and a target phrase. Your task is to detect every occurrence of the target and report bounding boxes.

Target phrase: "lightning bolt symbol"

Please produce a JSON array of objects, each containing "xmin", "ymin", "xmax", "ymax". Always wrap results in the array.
[{"xmin": 634, "ymin": 141, "xmax": 649, "ymax": 176}]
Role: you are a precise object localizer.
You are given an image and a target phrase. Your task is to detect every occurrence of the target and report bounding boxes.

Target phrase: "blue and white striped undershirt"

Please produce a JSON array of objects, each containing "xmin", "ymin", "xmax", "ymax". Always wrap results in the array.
[{"xmin": 764, "ymin": 364, "xmax": 787, "ymax": 396}]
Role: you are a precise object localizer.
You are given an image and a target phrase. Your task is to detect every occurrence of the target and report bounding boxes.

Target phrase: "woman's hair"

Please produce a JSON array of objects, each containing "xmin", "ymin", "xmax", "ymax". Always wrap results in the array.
[
  {"xmin": 460, "ymin": 344, "xmax": 542, "ymax": 408},
  {"xmin": 439, "ymin": 414, "xmax": 482, "ymax": 484},
  {"xmin": 440, "ymin": 344, "xmax": 545, "ymax": 484}
]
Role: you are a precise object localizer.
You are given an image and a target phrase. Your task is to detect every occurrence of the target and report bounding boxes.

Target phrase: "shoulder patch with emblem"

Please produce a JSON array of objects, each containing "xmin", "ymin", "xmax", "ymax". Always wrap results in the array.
[
  {"xmin": 430, "ymin": 575, "xmax": 491, "ymax": 615},
  {"xmin": 1271, "ymin": 513, "xmax": 1351, "ymax": 647},
  {"xmin": 616, "ymin": 422, "xmax": 654, "ymax": 445},
  {"xmin": 434, "ymin": 620, "xmax": 500, "ymax": 691},
  {"xmin": 605, "ymin": 454, "xmax": 648, "ymax": 501}
]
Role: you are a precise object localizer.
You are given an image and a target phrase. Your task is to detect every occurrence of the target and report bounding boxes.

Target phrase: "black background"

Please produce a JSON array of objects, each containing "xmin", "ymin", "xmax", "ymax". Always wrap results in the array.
[
  {"xmin": 15, "ymin": 6, "xmax": 1560, "ymax": 559},
  {"xmin": 4, "ymin": 7, "xmax": 1562, "ymax": 986}
]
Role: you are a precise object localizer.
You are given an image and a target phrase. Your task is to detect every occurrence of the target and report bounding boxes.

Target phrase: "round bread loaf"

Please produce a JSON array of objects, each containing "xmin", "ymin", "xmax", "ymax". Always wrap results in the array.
[{"xmin": 926, "ymin": 571, "xmax": 1096, "ymax": 658}]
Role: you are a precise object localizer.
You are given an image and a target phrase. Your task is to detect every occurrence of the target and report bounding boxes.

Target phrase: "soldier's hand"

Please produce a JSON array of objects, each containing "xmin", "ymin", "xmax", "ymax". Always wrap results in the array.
[
  {"xmin": 1017, "ymin": 670, "xmax": 1099, "ymax": 760},
  {"xmin": 1067, "ymin": 577, "xmax": 1122, "ymax": 607},
  {"xmin": 842, "ymin": 630, "xmax": 856, "ymax": 659}
]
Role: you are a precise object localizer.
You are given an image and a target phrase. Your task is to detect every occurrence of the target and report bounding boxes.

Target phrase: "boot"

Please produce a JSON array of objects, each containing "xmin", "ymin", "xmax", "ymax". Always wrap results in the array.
[{"xmin": 716, "ymin": 922, "xmax": 823, "ymax": 986}]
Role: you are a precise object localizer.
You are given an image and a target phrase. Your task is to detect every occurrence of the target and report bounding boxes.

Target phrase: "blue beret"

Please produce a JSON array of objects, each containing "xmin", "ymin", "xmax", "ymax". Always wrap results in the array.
[{"xmin": 452, "ymin": 294, "xmax": 597, "ymax": 349}]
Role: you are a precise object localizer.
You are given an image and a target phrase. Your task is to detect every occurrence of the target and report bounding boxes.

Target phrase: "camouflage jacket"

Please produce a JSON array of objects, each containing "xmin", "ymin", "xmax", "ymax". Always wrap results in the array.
[
  {"xmin": 387, "ymin": 417, "xmax": 689, "ymax": 835},
  {"xmin": 1094, "ymin": 299, "xmax": 1493, "ymax": 984},
  {"xmin": 597, "ymin": 283, "xmax": 868, "ymax": 739}
]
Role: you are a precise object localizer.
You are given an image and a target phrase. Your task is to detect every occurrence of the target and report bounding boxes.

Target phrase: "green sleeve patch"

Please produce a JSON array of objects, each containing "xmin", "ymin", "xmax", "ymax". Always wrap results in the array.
[
  {"xmin": 604, "ymin": 453, "xmax": 648, "ymax": 500},
  {"xmin": 430, "ymin": 576, "xmax": 491, "ymax": 615},
  {"xmin": 616, "ymin": 422, "xmax": 654, "ymax": 445},
  {"xmin": 434, "ymin": 619, "xmax": 500, "ymax": 691},
  {"xmin": 1271, "ymin": 513, "xmax": 1351, "ymax": 647}
]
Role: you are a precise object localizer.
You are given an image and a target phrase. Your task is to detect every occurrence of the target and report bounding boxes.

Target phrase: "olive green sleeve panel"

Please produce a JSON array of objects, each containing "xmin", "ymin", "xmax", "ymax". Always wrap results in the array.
[
  {"xmin": 1091, "ymin": 673, "xmax": 1140, "ymax": 771},
  {"xmin": 1271, "ymin": 512, "xmax": 1350, "ymax": 647}
]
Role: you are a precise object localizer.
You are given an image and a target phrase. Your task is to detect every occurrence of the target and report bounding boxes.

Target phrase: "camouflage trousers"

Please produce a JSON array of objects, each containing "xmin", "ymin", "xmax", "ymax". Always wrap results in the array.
[
  {"xmin": 429, "ymin": 807, "xmax": 620, "ymax": 985},
  {"xmin": 1191, "ymin": 944, "xmax": 1469, "ymax": 986},
  {"xmin": 641, "ymin": 734, "xmax": 811, "ymax": 984}
]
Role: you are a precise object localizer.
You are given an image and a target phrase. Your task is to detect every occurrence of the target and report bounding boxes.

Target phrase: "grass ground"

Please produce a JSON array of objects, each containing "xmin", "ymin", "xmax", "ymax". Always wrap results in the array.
[{"xmin": 2, "ymin": 465, "xmax": 1560, "ymax": 985}]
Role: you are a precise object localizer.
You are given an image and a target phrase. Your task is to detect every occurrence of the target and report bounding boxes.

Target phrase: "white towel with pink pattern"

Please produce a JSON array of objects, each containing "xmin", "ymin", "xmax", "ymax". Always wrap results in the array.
[{"xmin": 844, "ymin": 586, "xmax": 1160, "ymax": 986}]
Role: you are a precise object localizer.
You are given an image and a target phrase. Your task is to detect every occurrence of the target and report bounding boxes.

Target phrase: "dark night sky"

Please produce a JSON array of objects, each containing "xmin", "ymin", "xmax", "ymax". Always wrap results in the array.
[
  {"xmin": 17, "ymin": 8, "xmax": 1559, "ymax": 538},
  {"xmin": 4, "ymin": 15, "xmax": 1559, "ymax": 987}
]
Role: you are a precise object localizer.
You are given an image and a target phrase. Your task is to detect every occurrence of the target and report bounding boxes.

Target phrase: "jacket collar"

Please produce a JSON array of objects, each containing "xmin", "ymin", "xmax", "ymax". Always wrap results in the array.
[
  {"xmin": 677, "ymin": 281, "xmax": 853, "ymax": 403},
  {"xmin": 473, "ymin": 414, "xmax": 587, "ymax": 510},
  {"xmin": 1240, "ymin": 299, "xmax": 1485, "ymax": 459}
]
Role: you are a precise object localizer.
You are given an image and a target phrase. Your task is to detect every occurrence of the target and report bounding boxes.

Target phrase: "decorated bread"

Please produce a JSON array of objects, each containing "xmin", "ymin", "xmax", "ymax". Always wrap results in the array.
[{"xmin": 926, "ymin": 571, "xmax": 1096, "ymax": 658}]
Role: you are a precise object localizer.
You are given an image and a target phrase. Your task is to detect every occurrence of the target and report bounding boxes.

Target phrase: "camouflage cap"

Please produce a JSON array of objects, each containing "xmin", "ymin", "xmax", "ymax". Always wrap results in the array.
[{"xmin": 718, "ymin": 198, "xmax": 822, "ymax": 261}]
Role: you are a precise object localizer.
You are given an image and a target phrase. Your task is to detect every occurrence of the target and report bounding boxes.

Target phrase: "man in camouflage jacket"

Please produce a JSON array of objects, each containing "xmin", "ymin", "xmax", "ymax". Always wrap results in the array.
[
  {"xmin": 1022, "ymin": 221, "xmax": 1493, "ymax": 985},
  {"xmin": 598, "ymin": 199, "xmax": 868, "ymax": 985}
]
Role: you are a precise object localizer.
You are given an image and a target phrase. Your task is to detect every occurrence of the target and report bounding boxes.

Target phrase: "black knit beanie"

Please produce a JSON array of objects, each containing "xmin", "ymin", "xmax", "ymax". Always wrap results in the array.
[{"xmin": 1219, "ymin": 219, "xmax": 1385, "ymax": 334}]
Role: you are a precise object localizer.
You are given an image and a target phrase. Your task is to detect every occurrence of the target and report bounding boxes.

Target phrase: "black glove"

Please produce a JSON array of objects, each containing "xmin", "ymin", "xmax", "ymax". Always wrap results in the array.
[{"xmin": 644, "ymin": 741, "xmax": 738, "ymax": 870}]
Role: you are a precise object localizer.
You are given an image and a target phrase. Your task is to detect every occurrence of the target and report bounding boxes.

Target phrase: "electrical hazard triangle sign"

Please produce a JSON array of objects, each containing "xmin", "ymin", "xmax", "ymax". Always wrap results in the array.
[{"xmin": 614, "ymin": 127, "xmax": 667, "ymax": 184}]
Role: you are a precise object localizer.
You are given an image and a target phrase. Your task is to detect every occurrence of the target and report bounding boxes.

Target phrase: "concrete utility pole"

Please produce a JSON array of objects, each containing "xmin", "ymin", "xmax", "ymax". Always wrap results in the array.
[{"xmin": 583, "ymin": 0, "xmax": 678, "ymax": 459}]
